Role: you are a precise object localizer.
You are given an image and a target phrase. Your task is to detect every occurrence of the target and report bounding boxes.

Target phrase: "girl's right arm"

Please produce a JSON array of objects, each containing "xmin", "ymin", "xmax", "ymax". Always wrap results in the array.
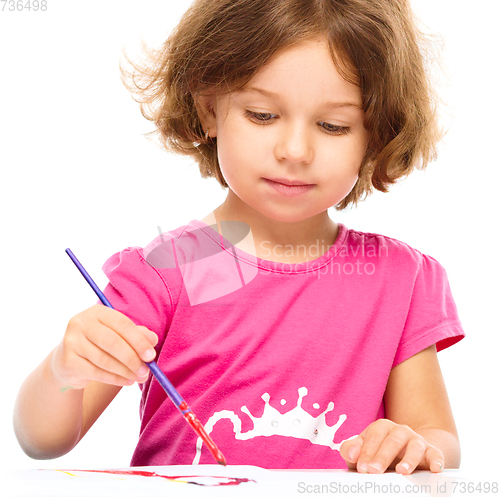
[{"xmin": 13, "ymin": 305, "xmax": 157, "ymax": 459}]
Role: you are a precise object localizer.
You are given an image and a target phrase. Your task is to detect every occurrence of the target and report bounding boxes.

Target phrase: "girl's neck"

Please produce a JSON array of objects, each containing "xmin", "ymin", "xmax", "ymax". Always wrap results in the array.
[{"xmin": 201, "ymin": 193, "xmax": 339, "ymax": 264}]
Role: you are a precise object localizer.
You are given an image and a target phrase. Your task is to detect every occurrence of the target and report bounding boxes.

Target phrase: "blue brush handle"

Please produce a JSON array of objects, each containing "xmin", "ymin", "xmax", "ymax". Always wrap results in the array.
[{"xmin": 65, "ymin": 248, "xmax": 186, "ymax": 410}]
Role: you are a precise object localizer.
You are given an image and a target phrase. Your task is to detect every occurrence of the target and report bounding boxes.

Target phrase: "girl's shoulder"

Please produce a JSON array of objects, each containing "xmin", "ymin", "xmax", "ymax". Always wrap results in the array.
[{"xmin": 342, "ymin": 225, "xmax": 444, "ymax": 274}]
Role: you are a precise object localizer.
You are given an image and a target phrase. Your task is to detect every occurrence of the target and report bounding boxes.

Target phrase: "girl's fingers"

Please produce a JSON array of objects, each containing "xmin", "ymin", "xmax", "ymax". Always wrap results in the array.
[
  {"xmin": 55, "ymin": 344, "xmax": 138, "ymax": 389},
  {"xmin": 385, "ymin": 434, "xmax": 426, "ymax": 474},
  {"xmin": 61, "ymin": 328, "xmax": 149, "ymax": 386},
  {"xmin": 422, "ymin": 446, "xmax": 445, "ymax": 474},
  {"xmin": 362, "ymin": 426, "xmax": 414, "ymax": 473},
  {"xmin": 85, "ymin": 322, "xmax": 147, "ymax": 378},
  {"xmin": 355, "ymin": 421, "xmax": 395, "ymax": 473},
  {"xmin": 339, "ymin": 436, "xmax": 364, "ymax": 469},
  {"xmin": 94, "ymin": 307, "xmax": 157, "ymax": 363},
  {"xmin": 60, "ymin": 305, "xmax": 157, "ymax": 388},
  {"xmin": 75, "ymin": 353, "xmax": 138, "ymax": 387},
  {"xmin": 395, "ymin": 443, "xmax": 444, "ymax": 474},
  {"xmin": 355, "ymin": 420, "xmax": 432, "ymax": 474},
  {"xmin": 77, "ymin": 338, "xmax": 150, "ymax": 385},
  {"xmin": 340, "ymin": 419, "xmax": 445, "ymax": 475},
  {"xmin": 137, "ymin": 326, "xmax": 159, "ymax": 348},
  {"xmin": 71, "ymin": 307, "xmax": 156, "ymax": 378}
]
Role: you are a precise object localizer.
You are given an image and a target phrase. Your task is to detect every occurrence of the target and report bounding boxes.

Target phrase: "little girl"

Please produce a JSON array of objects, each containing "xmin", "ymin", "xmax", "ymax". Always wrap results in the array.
[{"xmin": 14, "ymin": 0, "xmax": 464, "ymax": 474}]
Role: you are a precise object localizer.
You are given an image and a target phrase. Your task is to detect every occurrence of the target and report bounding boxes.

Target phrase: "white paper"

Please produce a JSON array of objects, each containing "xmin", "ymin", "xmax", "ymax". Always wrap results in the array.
[{"xmin": 0, "ymin": 466, "xmax": 491, "ymax": 497}]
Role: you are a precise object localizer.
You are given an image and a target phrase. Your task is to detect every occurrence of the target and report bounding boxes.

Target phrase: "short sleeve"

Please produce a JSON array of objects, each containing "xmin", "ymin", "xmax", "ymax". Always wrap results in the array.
[
  {"xmin": 392, "ymin": 254, "xmax": 465, "ymax": 367},
  {"xmin": 100, "ymin": 247, "xmax": 174, "ymax": 344}
]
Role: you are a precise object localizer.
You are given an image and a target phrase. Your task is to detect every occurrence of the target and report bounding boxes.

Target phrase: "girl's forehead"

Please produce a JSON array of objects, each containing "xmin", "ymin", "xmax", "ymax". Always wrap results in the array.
[{"xmin": 241, "ymin": 39, "xmax": 362, "ymax": 104}]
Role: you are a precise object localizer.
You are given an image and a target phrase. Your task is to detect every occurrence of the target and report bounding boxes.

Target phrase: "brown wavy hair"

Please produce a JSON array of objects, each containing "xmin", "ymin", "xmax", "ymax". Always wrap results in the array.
[{"xmin": 121, "ymin": 0, "xmax": 444, "ymax": 210}]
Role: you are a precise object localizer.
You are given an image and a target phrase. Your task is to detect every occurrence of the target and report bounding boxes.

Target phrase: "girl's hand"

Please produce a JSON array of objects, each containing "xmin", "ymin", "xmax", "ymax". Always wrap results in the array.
[
  {"xmin": 339, "ymin": 419, "xmax": 445, "ymax": 474},
  {"xmin": 52, "ymin": 305, "xmax": 158, "ymax": 390}
]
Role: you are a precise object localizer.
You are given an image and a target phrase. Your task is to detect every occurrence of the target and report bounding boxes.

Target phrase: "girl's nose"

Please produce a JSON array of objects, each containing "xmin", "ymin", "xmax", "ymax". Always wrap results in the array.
[{"xmin": 274, "ymin": 121, "xmax": 314, "ymax": 164}]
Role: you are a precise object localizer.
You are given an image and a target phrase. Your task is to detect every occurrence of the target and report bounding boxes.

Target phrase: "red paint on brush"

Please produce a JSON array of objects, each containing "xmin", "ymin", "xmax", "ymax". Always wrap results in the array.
[{"xmin": 179, "ymin": 401, "xmax": 227, "ymax": 466}]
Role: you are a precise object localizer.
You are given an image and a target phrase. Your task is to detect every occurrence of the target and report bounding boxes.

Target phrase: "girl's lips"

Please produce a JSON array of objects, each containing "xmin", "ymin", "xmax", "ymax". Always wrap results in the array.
[{"xmin": 263, "ymin": 178, "xmax": 315, "ymax": 197}]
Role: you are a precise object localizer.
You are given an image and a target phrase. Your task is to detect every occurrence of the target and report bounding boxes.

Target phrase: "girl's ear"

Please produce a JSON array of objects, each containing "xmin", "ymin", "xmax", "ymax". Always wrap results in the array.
[{"xmin": 194, "ymin": 93, "xmax": 217, "ymax": 138}]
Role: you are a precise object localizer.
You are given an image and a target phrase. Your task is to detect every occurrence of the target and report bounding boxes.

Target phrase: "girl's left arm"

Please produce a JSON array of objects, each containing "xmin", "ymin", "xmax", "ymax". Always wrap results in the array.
[{"xmin": 339, "ymin": 344, "xmax": 461, "ymax": 474}]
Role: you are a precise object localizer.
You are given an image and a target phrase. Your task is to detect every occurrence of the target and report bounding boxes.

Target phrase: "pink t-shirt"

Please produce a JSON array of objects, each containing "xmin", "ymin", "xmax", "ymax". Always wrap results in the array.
[{"xmin": 101, "ymin": 220, "xmax": 464, "ymax": 469}]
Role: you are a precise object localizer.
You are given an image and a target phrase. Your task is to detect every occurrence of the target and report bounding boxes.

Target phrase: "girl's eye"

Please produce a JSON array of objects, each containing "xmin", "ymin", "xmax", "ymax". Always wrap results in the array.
[
  {"xmin": 245, "ymin": 112, "xmax": 351, "ymax": 135},
  {"xmin": 318, "ymin": 122, "xmax": 351, "ymax": 135},
  {"xmin": 245, "ymin": 111, "xmax": 278, "ymax": 123}
]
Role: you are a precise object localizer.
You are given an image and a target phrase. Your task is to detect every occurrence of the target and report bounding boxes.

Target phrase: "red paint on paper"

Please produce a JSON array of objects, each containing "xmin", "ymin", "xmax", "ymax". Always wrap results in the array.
[{"xmin": 58, "ymin": 469, "xmax": 253, "ymax": 486}]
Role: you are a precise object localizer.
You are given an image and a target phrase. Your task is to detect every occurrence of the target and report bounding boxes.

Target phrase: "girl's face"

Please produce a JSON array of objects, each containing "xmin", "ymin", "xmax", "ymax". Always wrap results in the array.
[{"xmin": 207, "ymin": 38, "xmax": 368, "ymax": 224}]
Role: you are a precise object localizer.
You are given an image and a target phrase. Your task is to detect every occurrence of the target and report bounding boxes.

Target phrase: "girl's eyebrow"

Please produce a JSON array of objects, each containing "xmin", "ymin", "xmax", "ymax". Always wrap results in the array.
[{"xmin": 237, "ymin": 86, "xmax": 362, "ymax": 110}]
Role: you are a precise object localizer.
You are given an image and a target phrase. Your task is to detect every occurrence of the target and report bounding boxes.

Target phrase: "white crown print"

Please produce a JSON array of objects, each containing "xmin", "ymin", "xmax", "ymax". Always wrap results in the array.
[{"xmin": 193, "ymin": 387, "xmax": 349, "ymax": 464}]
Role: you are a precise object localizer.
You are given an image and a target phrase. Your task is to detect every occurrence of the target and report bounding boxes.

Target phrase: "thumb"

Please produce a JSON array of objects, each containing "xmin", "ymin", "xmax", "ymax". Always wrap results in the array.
[{"xmin": 339, "ymin": 435, "xmax": 364, "ymax": 469}]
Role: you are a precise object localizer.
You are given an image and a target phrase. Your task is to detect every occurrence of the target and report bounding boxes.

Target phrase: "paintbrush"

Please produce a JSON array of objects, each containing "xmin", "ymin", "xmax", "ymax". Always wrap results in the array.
[{"xmin": 65, "ymin": 248, "xmax": 226, "ymax": 466}]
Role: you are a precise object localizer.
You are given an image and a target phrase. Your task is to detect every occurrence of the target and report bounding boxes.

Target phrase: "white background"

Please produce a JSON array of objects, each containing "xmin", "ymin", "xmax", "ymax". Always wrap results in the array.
[{"xmin": 0, "ymin": 0, "xmax": 498, "ymax": 474}]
